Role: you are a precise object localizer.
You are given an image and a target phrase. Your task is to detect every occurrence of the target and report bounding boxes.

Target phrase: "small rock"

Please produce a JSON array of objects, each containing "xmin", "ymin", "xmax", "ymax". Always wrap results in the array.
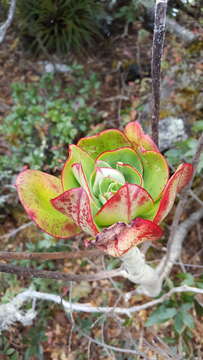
[
  {"xmin": 38, "ymin": 61, "xmax": 71, "ymax": 73},
  {"xmin": 159, "ymin": 117, "xmax": 187, "ymax": 151}
]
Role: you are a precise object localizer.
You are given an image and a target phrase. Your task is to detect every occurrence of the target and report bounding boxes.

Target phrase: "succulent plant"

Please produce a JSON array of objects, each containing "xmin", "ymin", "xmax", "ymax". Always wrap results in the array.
[{"xmin": 16, "ymin": 122, "xmax": 193, "ymax": 257}]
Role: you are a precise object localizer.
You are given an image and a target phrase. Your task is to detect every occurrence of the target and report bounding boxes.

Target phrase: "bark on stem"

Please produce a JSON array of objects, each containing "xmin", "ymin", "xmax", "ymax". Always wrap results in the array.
[
  {"xmin": 121, "ymin": 247, "xmax": 161, "ymax": 297},
  {"xmin": 151, "ymin": 0, "xmax": 168, "ymax": 146}
]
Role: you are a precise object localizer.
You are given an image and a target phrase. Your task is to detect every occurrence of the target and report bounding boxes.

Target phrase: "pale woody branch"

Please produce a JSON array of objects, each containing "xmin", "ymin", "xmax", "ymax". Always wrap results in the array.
[
  {"xmin": 1, "ymin": 285, "xmax": 203, "ymax": 330},
  {"xmin": 0, "ymin": 0, "xmax": 16, "ymax": 44},
  {"xmin": 156, "ymin": 133, "xmax": 203, "ymax": 281}
]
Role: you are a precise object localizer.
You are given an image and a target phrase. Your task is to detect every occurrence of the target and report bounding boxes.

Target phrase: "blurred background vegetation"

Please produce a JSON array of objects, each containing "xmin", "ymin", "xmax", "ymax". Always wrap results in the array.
[{"xmin": 0, "ymin": 0, "xmax": 203, "ymax": 359}]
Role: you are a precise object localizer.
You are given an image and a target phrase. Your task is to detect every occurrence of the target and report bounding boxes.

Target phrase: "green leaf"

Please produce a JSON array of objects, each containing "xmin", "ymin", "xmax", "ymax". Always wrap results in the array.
[
  {"xmin": 192, "ymin": 120, "xmax": 203, "ymax": 132},
  {"xmin": 97, "ymin": 147, "xmax": 143, "ymax": 175},
  {"xmin": 62, "ymin": 145, "xmax": 95, "ymax": 191},
  {"xmin": 6, "ymin": 348, "xmax": 16, "ymax": 356},
  {"xmin": 182, "ymin": 311, "xmax": 194, "ymax": 329},
  {"xmin": 179, "ymin": 303, "xmax": 193, "ymax": 312},
  {"xmin": 153, "ymin": 163, "xmax": 193, "ymax": 224},
  {"xmin": 92, "ymin": 166, "xmax": 125, "ymax": 196},
  {"xmin": 95, "ymin": 183, "xmax": 154, "ymax": 226},
  {"xmin": 177, "ymin": 273, "xmax": 195, "ymax": 286},
  {"xmin": 141, "ymin": 151, "xmax": 169, "ymax": 200},
  {"xmin": 77, "ymin": 129, "xmax": 131, "ymax": 159},
  {"xmin": 174, "ymin": 312, "xmax": 185, "ymax": 334},
  {"xmin": 145, "ymin": 306, "xmax": 177, "ymax": 326},
  {"xmin": 16, "ymin": 170, "xmax": 79, "ymax": 238},
  {"xmin": 116, "ymin": 162, "xmax": 143, "ymax": 186}
]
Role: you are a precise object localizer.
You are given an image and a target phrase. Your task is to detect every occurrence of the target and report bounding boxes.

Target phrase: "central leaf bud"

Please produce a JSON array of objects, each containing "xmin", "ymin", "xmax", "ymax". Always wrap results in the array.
[{"xmin": 92, "ymin": 166, "xmax": 125, "ymax": 204}]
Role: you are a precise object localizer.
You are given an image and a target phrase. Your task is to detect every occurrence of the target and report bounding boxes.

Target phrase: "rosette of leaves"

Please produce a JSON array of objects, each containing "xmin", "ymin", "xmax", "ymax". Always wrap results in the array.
[
  {"xmin": 17, "ymin": 122, "xmax": 193, "ymax": 257},
  {"xmin": 17, "ymin": 0, "xmax": 104, "ymax": 54}
]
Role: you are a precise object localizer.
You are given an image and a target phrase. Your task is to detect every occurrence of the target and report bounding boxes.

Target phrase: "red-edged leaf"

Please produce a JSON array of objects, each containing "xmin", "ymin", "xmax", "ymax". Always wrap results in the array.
[
  {"xmin": 116, "ymin": 162, "xmax": 143, "ymax": 186},
  {"xmin": 124, "ymin": 121, "xmax": 159, "ymax": 152},
  {"xmin": 16, "ymin": 170, "xmax": 80, "ymax": 238},
  {"xmin": 72, "ymin": 163, "xmax": 100, "ymax": 212},
  {"xmin": 52, "ymin": 188, "xmax": 99, "ymax": 236},
  {"xmin": 62, "ymin": 145, "xmax": 95, "ymax": 191},
  {"xmin": 97, "ymin": 147, "xmax": 143, "ymax": 175},
  {"xmin": 72, "ymin": 163, "xmax": 91, "ymax": 198},
  {"xmin": 95, "ymin": 183, "xmax": 154, "ymax": 227},
  {"xmin": 153, "ymin": 163, "xmax": 193, "ymax": 224},
  {"xmin": 93, "ymin": 218, "xmax": 163, "ymax": 257},
  {"xmin": 77, "ymin": 129, "xmax": 130, "ymax": 159}
]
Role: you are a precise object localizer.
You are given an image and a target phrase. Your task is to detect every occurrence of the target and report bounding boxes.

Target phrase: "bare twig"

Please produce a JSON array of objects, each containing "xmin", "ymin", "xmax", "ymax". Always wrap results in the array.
[
  {"xmin": 0, "ymin": 222, "xmax": 33, "ymax": 240},
  {"xmin": 164, "ymin": 132, "xmax": 203, "ymax": 260},
  {"xmin": 151, "ymin": 0, "xmax": 168, "ymax": 146},
  {"xmin": 157, "ymin": 207, "xmax": 203, "ymax": 280},
  {"xmin": 0, "ymin": 249, "xmax": 102, "ymax": 261},
  {"xmin": 189, "ymin": 189, "xmax": 203, "ymax": 207},
  {"xmin": 79, "ymin": 329, "xmax": 149, "ymax": 358},
  {"xmin": 0, "ymin": 0, "xmax": 16, "ymax": 44},
  {"xmin": 0, "ymin": 262, "xmax": 126, "ymax": 282},
  {"xmin": 190, "ymin": 133, "xmax": 203, "ymax": 180},
  {"xmin": 102, "ymin": 95, "xmax": 129, "ymax": 102}
]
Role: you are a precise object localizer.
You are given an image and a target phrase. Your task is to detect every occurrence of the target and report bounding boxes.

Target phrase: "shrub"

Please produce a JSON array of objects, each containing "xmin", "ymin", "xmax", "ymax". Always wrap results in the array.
[
  {"xmin": 0, "ymin": 65, "xmax": 101, "ymax": 176},
  {"xmin": 16, "ymin": 0, "xmax": 104, "ymax": 54}
]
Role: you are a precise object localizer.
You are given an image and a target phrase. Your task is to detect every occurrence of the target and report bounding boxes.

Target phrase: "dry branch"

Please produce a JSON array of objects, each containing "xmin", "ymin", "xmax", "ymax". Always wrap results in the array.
[
  {"xmin": 0, "ymin": 262, "xmax": 126, "ymax": 282},
  {"xmin": 157, "ymin": 207, "xmax": 203, "ymax": 281},
  {"xmin": 0, "ymin": 221, "xmax": 33, "ymax": 240},
  {"xmin": 0, "ymin": 249, "xmax": 102, "ymax": 261},
  {"xmin": 158, "ymin": 133, "xmax": 203, "ymax": 277},
  {"xmin": 1, "ymin": 285, "xmax": 203, "ymax": 319},
  {"xmin": 0, "ymin": 0, "xmax": 16, "ymax": 44},
  {"xmin": 144, "ymin": 132, "xmax": 203, "ymax": 290}
]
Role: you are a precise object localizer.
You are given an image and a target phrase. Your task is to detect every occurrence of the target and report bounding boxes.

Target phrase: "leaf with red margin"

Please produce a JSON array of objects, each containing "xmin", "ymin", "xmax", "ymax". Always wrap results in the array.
[
  {"xmin": 77, "ymin": 129, "xmax": 131, "ymax": 159},
  {"xmin": 16, "ymin": 170, "xmax": 80, "ymax": 238},
  {"xmin": 141, "ymin": 151, "xmax": 169, "ymax": 201},
  {"xmin": 124, "ymin": 121, "xmax": 159, "ymax": 152},
  {"xmin": 62, "ymin": 145, "xmax": 95, "ymax": 191},
  {"xmin": 153, "ymin": 163, "xmax": 193, "ymax": 224},
  {"xmin": 52, "ymin": 188, "xmax": 100, "ymax": 236},
  {"xmin": 116, "ymin": 163, "xmax": 143, "ymax": 186},
  {"xmin": 72, "ymin": 163, "xmax": 91, "ymax": 198},
  {"xmin": 97, "ymin": 147, "xmax": 143, "ymax": 175},
  {"xmin": 72, "ymin": 163, "xmax": 100, "ymax": 213},
  {"xmin": 95, "ymin": 183, "xmax": 154, "ymax": 227},
  {"xmin": 93, "ymin": 219, "xmax": 163, "ymax": 257}
]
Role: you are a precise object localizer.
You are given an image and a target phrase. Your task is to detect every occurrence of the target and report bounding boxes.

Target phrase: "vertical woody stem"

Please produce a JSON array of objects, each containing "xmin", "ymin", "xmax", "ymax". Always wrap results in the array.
[
  {"xmin": 151, "ymin": 0, "xmax": 168, "ymax": 146},
  {"xmin": 121, "ymin": 247, "xmax": 161, "ymax": 297}
]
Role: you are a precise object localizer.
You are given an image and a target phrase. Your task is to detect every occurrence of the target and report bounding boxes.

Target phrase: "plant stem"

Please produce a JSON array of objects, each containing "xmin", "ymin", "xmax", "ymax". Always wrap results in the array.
[
  {"xmin": 151, "ymin": 0, "xmax": 168, "ymax": 146},
  {"xmin": 121, "ymin": 247, "xmax": 161, "ymax": 297}
]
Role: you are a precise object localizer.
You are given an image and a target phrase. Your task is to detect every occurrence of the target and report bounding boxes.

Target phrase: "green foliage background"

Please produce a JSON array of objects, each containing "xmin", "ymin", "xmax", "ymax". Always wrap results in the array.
[{"xmin": 0, "ymin": 65, "xmax": 101, "ymax": 177}]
